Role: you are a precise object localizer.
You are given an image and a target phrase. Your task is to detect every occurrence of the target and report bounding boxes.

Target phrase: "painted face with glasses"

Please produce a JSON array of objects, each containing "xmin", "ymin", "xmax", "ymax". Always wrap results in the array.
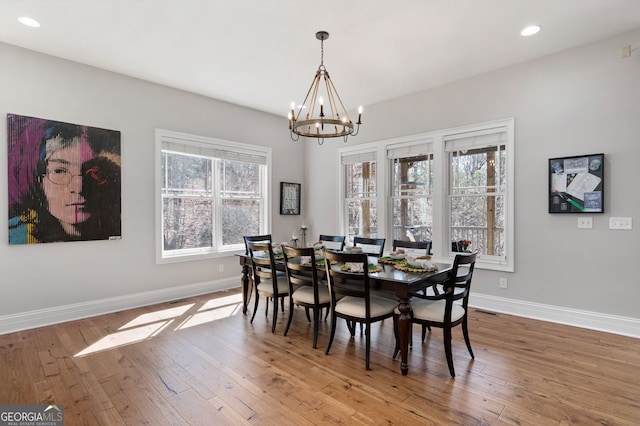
[{"xmin": 41, "ymin": 134, "xmax": 106, "ymax": 237}]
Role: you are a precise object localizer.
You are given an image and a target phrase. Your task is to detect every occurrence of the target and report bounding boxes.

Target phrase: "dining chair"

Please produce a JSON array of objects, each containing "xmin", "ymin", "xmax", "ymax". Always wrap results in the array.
[
  {"xmin": 247, "ymin": 241, "xmax": 291, "ymax": 333},
  {"xmin": 393, "ymin": 251, "xmax": 478, "ymax": 377},
  {"xmin": 392, "ymin": 239, "xmax": 432, "ymax": 256},
  {"xmin": 324, "ymin": 250, "xmax": 398, "ymax": 370},
  {"xmin": 318, "ymin": 234, "xmax": 346, "ymax": 251},
  {"xmin": 282, "ymin": 246, "xmax": 331, "ymax": 348},
  {"xmin": 353, "ymin": 236, "xmax": 386, "ymax": 257}
]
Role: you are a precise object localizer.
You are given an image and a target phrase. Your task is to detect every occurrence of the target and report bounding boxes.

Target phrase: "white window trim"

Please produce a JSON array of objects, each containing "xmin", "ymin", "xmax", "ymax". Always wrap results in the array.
[
  {"xmin": 339, "ymin": 118, "xmax": 514, "ymax": 272},
  {"xmin": 338, "ymin": 144, "xmax": 385, "ymax": 243},
  {"xmin": 155, "ymin": 129, "xmax": 271, "ymax": 264}
]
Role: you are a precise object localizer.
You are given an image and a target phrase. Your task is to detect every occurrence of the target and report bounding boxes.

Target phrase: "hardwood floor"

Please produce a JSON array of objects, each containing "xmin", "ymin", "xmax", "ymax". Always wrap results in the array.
[{"xmin": 1, "ymin": 287, "xmax": 638, "ymax": 425}]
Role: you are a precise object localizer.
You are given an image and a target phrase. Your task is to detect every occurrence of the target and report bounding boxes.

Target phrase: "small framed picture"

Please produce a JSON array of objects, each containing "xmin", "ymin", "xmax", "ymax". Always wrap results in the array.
[
  {"xmin": 548, "ymin": 153, "xmax": 604, "ymax": 213},
  {"xmin": 280, "ymin": 182, "xmax": 301, "ymax": 215}
]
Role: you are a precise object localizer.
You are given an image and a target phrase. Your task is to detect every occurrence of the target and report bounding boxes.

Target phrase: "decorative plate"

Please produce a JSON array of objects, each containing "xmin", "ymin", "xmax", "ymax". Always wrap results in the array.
[
  {"xmin": 340, "ymin": 263, "xmax": 382, "ymax": 273},
  {"xmin": 378, "ymin": 256, "xmax": 406, "ymax": 265},
  {"xmin": 393, "ymin": 261, "xmax": 438, "ymax": 273}
]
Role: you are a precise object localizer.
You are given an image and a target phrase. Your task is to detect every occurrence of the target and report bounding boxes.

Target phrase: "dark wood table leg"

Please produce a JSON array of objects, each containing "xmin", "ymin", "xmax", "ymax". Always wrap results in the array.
[
  {"xmin": 240, "ymin": 261, "xmax": 251, "ymax": 314},
  {"xmin": 397, "ymin": 297, "xmax": 411, "ymax": 375}
]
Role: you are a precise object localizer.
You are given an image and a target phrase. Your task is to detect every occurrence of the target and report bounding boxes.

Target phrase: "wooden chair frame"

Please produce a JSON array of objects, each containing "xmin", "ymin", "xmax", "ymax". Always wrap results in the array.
[
  {"xmin": 324, "ymin": 251, "xmax": 397, "ymax": 369},
  {"xmin": 393, "ymin": 251, "xmax": 477, "ymax": 377},
  {"xmin": 247, "ymin": 241, "xmax": 289, "ymax": 333},
  {"xmin": 282, "ymin": 246, "xmax": 330, "ymax": 348}
]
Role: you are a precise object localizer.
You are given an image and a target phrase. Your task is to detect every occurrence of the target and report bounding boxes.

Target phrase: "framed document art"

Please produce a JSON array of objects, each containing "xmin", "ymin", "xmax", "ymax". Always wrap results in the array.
[
  {"xmin": 549, "ymin": 153, "xmax": 604, "ymax": 213},
  {"xmin": 280, "ymin": 182, "xmax": 301, "ymax": 215}
]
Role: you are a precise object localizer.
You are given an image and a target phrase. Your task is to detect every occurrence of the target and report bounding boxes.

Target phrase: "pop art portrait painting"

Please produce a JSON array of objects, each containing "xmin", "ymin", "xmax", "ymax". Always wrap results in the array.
[{"xmin": 8, "ymin": 114, "xmax": 121, "ymax": 244}]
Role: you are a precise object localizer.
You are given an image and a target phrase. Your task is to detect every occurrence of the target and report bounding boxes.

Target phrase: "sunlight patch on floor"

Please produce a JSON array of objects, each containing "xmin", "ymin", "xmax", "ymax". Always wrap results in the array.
[
  {"xmin": 176, "ymin": 293, "xmax": 243, "ymax": 330},
  {"xmin": 74, "ymin": 293, "xmax": 243, "ymax": 357},
  {"xmin": 75, "ymin": 320, "xmax": 173, "ymax": 357},
  {"xmin": 119, "ymin": 304, "xmax": 194, "ymax": 329}
]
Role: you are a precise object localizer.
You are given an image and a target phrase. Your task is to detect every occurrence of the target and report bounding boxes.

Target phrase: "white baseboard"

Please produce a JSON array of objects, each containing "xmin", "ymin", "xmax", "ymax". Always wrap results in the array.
[
  {"xmin": 0, "ymin": 277, "xmax": 239, "ymax": 335},
  {"xmin": 2, "ymin": 284, "xmax": 638, "ymax": 340},
  {"xmin": 470, "ymin": 293, "xmax": 640, "ymax": 339}
]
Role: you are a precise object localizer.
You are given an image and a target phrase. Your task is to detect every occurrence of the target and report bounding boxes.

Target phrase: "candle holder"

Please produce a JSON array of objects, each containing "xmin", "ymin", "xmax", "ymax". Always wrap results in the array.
[
  {"xmin": 300, "ymin": 225, "xmax": 307, "ymax": 247},
  {"xmin": 290, "ymin": 237, "xmax": 299, "ymax": 247}
]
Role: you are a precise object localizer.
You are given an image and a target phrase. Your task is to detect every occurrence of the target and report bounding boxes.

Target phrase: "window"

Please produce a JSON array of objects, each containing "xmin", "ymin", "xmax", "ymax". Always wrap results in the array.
[
  {"xmin": 156, "ymin": 130, "xmax": 270, "ymax": 262},
  {"xmin": 342, "ymin": 151, "xmax": 377, "ymax": 243},
  {"xmin": 339, "ymin": 118, "xmax": 514, "ymax": 271},
  {"xmin": 446, "ymin": 128, "xmax": 508, "ymax": 263},
  {"xmin": 388, "ymin": 142, "xmax": 434, "ymax": 243}
]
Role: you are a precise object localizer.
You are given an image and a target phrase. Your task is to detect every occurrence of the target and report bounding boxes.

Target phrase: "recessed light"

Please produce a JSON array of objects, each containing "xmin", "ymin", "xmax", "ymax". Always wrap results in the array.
[
  {"xmin": 521, "ymin": 25, "xmax": 541, "ymax": 37},
  {"xmin": 18, "ymin": 16, "xmax": 41, "ymax": 28}
]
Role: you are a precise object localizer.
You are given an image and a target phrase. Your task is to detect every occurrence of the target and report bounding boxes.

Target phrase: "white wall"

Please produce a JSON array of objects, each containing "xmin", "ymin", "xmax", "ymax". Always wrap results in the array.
[
  {"xmin": 3, "ymin": 27, "xmax": 640, "ymax": 337},
  {"xmin": 0, "ymin": 42, "xmax": 305, "ymax": 331},
  {"xmin": 306, "ymin": 30, "xmax": 640, "ymax": 334}
]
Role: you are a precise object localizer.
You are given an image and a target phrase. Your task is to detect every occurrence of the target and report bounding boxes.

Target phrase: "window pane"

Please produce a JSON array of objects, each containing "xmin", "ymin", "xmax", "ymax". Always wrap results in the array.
[
  {"xmin": 392, "ymin": 197, "xmax": 432, "ymax": 241},
  {"xmin": 158, "ymin": 130, "xmax": 269, "ymax": 260},
  {"xmin": 221, "ymin": 160, "xmax": 261, "ymax": 197},
  {"xmin": 345, "ymin": 161, "xmax": 376, "ymax": 197},
  {"xmin": 450, "ymin": 194, "xmax": 504, "ymax": 256},
  {"xmin": 347, "ymin": 199, "xmax": 378, "ymax": 239},
  {"xmin": 163, "ymin": 198, "xmax": 213, "ymax": 251},
  {"xmin": 451, "ymin": 146, "xmax": 505, "ymax": 194},
  {"xmin": 450, "ymin": 145, "xmax": 506, "ymax": 257},
  {"xmin": 392, "ymin": 155, "xmax": 432, "ymax": 196},
  {"xmin": 163, "ymin": 152, "xmax": 212, "ymax": 196},
  {"xmin": 222, "ymin": 199, "xmax": 261, "ymax": 245}
]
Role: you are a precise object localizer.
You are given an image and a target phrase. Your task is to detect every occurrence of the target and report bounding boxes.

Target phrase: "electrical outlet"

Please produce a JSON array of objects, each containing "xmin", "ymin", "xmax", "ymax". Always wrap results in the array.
[
  {"xmin": 578, "ymin": 217, "xmax": 593, "ymax": 229},
  {"xmin": 609, "ymin": 217, "xmax": 632, "ymax": 230},
  {"xmin": 499, "ymin": 278, "xmax": 508, "ymax": 289},
  {"xmin": 218, "ymin": 264, "xmax": 224, "ymax": 273}
]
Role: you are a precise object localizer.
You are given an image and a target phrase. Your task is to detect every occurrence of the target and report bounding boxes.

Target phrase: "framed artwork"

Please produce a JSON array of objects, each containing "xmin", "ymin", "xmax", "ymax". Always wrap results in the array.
[
  {"xmin": 7, "ymin": 113, "xmax": 122, "ymax": 244},
  {"xmin": 280, "ymin": 182, "xmax": 301, "ymax": 215},
  {"xmin": 548, "ymin": 153, "xmax": 604, "ymax": 213}
]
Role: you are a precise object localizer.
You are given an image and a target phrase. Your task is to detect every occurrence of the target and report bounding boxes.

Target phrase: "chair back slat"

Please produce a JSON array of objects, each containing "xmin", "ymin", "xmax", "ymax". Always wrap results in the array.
[
  {"xmin": 353, "ymin": 237, "xmax": 386, "ymax": 257},
  {"xmin": 324, "ymin": 251, "xmax": 371, "ymax": 303},
  {"xmin": 392, "ymin": 239, "xmax": 432, "ymax": 256},
  {"xmin": 445, "ymin": 251, "xmax": 477, "ymax": 304},
  {"xmin": 282, "ymin": 246, "xmax": 319, "ymax": 291},
  {"xmin": 244, "ymin": 234, "xmax": 272, "ymax": 254},
  {"xmin": 247, "ymin": 241, "xmax": 277, "ymax": 283},
  {"xmin": 319, "ymin": 234, "xmax": 346, "ymax": 251}
]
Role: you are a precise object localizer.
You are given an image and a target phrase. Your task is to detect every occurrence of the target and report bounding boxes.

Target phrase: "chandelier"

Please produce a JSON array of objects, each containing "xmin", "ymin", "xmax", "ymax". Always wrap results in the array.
[{"xmin": 288, "ymin": 31, "xmax": 362, "ymax": 145}]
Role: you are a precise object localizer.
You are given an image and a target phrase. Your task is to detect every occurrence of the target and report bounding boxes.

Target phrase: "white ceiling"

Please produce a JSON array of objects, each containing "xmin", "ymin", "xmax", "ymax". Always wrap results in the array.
[{"xmin": 1, "ymin": 1, "xmax": 639, "ymax": 117}]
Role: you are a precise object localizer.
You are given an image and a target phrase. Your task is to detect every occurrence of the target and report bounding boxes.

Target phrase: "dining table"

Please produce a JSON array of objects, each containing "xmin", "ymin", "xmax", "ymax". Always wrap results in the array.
[{"xmin": 236, "ymin": 252, "xmax": 451, "ymax": 375}]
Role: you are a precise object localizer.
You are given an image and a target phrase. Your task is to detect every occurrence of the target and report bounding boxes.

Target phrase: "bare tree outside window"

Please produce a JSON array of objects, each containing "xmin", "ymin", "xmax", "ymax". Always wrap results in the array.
[
  {"xmin": 390, "ymin": 154, "xmax": 433, "ymax": 243},
  {"xmin": 344, "ymin": 160, "xmax": 377, "ymax": 242},
  {"xmin": 450, "ymin": 145, "xmax": 506, "ymax": 256},
  {"xmin": 160, "ymin": 146, "xmax": 266, "ymax": 258}
]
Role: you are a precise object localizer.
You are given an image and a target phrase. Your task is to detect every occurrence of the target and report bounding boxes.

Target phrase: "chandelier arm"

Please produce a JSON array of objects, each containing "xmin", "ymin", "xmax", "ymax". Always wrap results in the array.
[
  {"xmin": 325, "ymin": 76, "xmax": 354, "ymax": 123},
  {"xmin": 324, "ymin": 79, "xmax": 342, "ymax": 123},
  {"xmin": 308, "ymin": 71, "xmax": 321, "ymax": 120},
  {"xmin": 296, "ymin": 71, "xmax": 321, "ymax": 122}
]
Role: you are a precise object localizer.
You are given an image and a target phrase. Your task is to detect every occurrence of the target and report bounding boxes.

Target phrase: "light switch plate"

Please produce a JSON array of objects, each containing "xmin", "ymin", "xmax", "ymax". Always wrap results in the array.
[
  {"xmin": 578, "ymin": 217, "xmax": 593, "ymax": 229},
  {"xmin": 609, "ymin": 217, "xmax": 632, "ymax": 230}
]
